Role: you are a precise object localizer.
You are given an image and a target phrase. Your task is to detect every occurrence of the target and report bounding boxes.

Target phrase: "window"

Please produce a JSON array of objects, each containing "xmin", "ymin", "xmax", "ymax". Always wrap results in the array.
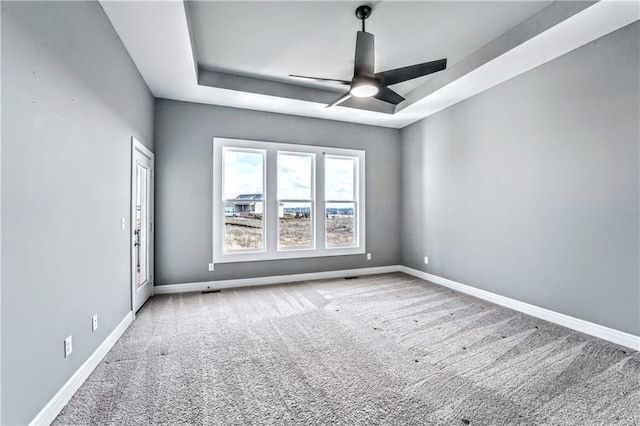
[
  {"xmin": 278, "ymin": 152, "xmax": 314, "ymax": 250},
  {"xmin": 222, "ymin": 148, "xmax": 265, "ymax": 252},
  {"xmin": 213, "ymin": 138, "xmax": 365, "ymax": 263},
  {"xmin": 325, "ymin": 156, "xmax": 357, "ymax": 247}
]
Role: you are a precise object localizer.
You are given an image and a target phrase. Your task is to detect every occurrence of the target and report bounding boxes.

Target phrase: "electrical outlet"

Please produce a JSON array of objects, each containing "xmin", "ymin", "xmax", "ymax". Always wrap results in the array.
[
  {"xmin": 121, "ymin": 218, "xmax": 126, "ymax": 231},
  {"xmin": 92, "ymin": 314, "xmax": 98, "ymax": 332},
  {"xmin": 424, "ymin": 256, "xmax": 429, "ymax": 264},
  {"xmin": 64, "ymin": 336, "xmax": 73, "ymax": 358},
  {"xmin": 208, "ymin": 263, "xmax": 215, "ymax": 272},
  {"xmin": 366, "ymin": 253, "xmax": 372, "ymax": 260}
]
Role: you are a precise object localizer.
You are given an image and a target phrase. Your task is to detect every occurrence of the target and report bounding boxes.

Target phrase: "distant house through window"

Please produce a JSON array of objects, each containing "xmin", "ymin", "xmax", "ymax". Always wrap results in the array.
[
  {"xmin": 229, "ymin": 194, "xmax": 263, "ymax": 214},
  {"xmin": 213, "ymin": 137, "xmax": 365, "ymax": 263}
]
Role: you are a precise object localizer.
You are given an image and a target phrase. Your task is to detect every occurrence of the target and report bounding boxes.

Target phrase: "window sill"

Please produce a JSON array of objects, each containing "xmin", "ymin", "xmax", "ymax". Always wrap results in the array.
[{"xmin": 213, "ymin": 246, "xmax": 365, "ymax": 264}]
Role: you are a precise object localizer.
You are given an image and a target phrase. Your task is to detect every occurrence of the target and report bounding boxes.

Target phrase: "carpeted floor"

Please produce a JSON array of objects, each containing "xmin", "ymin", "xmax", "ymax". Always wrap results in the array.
[{"xmin": 54, "ymin": 273, "xmax": 639, "ymax": 425}]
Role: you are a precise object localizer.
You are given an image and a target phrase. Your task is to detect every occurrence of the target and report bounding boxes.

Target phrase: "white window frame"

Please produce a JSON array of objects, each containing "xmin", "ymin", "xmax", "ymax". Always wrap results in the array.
[{"xmin": 213, "ymin": 137, "xmax": 365, "ymax": 263}]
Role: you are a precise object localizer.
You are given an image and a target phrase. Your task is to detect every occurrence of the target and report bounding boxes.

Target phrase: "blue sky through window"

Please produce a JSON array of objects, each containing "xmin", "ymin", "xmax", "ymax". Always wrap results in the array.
[
  {"xmin": 223, "ymin": 150, "xmax": 263, "ymax": 199},
  {"xmin": 224, "ymin": 150, "xmax": 355, "ymax": 203},
  {"xmin": 278, "ymin": 153, "xmax": 312, "ymax": 200},
  {"xmin": 325, "ymin": 157, "xmax": 355, "ymax": 201}
]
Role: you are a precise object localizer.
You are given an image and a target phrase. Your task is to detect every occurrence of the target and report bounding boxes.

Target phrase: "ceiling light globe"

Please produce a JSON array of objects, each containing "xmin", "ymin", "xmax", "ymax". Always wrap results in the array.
[{"xmin": 350, "ymin": 84, "xmax": 379, "ymax": 98}]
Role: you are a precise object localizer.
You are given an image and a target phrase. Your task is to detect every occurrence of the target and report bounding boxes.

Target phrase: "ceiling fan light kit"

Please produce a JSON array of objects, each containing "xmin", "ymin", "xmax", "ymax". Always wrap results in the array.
[
  {"xmin": 350, "ymin": 78, "xmax": 379, "ymax": 98},
  {"xmin": 289, "ymin": 4, "xmax": 448, "ymax": 111},
  {"xmin": 351, "ymin": 85, "xmax": 378, "ymax": 98}
]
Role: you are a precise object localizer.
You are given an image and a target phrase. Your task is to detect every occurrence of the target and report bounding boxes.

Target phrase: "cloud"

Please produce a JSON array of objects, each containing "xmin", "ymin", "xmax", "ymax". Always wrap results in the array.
[
  {"xmin": 277, "ymin": 153, "xmax": 312, "ymax": 200},
  {"xmin": 223, "ymin": 151, "xmax": 356, "ymax": 204},
  {"xmin": 224, "ymin": 150, "xmax": 264, "ymax": 198},
  {"xmin": 325, "ymin": 157, "xmax": 355, "ymax": 201}
]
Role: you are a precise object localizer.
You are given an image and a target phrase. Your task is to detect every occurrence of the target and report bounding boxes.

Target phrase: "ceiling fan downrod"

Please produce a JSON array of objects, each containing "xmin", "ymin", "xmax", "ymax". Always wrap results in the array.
[{"xmin": 355, "ymin": 5, "xmax": 372, "ymax": 33}]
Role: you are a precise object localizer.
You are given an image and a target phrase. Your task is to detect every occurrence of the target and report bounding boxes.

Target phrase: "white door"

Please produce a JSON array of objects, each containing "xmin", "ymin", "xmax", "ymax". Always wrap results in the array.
[{"xmin": 131, "ymin": 137, "xmax": 154, "ymax": 314}]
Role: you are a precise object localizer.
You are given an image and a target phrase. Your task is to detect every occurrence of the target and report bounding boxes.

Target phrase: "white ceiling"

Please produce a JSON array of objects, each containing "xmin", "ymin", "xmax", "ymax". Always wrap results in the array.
[
  {"xmin": 99, "ymin": 0, "xmax": 639, "ymax": 129},
  {"xmin": 188, "ymin": 1, "xmax": 552, "ymax": 95}
]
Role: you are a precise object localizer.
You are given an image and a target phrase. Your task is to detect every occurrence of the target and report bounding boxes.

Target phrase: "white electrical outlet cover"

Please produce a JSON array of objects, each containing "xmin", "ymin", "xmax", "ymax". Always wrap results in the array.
[
  {"xmin": 208, "ymin": 263, "xmax": 215, "ymax": 271},
  {"xmin": 64, "ymin": 336, "xmax": 73, "ymax": 357},
  {"xmin": 92, "ymin": 315, "xmax": 98, "ymax": 332},
  {"xmin": 424, "ymin": 256, "xmax": 429, "ymax": 264}
]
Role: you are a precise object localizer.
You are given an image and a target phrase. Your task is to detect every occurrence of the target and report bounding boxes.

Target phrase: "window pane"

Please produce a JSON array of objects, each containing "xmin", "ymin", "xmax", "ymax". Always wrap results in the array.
[
  {"xmin": 224, "ymin": 149, "xmax": 263, "ymax": 200},
  {"xmin": 279, "ymin": 202, "xmax": 312, "ymax": 248},
  {"xmin": 224, "ymin": 202, "xmax": 263, "ymax": 250},
  {"xmin": 325, "ymin": 157, "xmax": 355, "ymax": 201},
  {"xmin": 278, "ymin": 153, "xmax": 312, "ymax": 200},
  {"xmin": 326, "ymin": 202, "xmax": 355, "ymax": 246}
]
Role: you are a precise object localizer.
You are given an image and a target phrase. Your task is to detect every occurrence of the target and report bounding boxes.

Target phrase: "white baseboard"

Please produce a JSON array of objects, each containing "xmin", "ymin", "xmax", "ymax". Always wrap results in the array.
[
  {"xmin": 154, "ymin": 265, "xmax": 401, "ymax": 295},
  {"xmin": 30, "ymin": 311, "xmax": 133, "ymax": 426},
  {"xmin": 400, "ymin": 266, "xmax": 640, "ymax": 351}
]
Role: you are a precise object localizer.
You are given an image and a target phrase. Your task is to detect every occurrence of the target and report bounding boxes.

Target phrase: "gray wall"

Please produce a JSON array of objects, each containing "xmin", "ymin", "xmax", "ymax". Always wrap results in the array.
[
  {"xmin": 1, "ymin": 2, "xmax": 154, "ymax": 424},
  {"xmin": 401, "ymin": 22, "xmax": 640, "ymax": 335},
  {"xmin": 154, "ymin": 100, "xmax": 401, "ymax": 285}
]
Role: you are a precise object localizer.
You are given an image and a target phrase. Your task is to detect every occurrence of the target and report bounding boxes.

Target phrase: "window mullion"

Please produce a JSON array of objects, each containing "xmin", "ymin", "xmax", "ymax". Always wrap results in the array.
[
  {"xmin": 358, "ymin": 155, "xmax": 365, "ymax": 251},
  {"xmin": 266, "ymin": 148, "xmax": 278, "ymax": 255},
  {"xmin": 316, "ymin": 153, "xmax": 326, "ymax": 253}
]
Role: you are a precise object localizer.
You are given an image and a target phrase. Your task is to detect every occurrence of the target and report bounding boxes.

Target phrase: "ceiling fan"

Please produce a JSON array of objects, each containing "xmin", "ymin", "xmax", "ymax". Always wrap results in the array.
[{"xmin": 289, "ymin": 5, "xmax": 447, "ymax": 109}]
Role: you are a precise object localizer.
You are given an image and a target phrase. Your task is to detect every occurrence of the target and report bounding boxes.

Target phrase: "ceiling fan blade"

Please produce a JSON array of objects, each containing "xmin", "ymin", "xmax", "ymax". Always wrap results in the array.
[
  {"xmin": 373, "ymin": 86, "xmax": 405, "ymax": 105},
  {"xmin": 289, "ymin": 74, "xmax": 351, "ymax": 85},
  {"xmin": 375, "ymin": 58, "xmax": 447, "ymax": 86},
  {"xmin": 354, "ymin": 31, "xmax": 375, "ymax": 77},
  {"xmin": 325, "ymin": 92, "xmax": 353, "ymax": 108}
]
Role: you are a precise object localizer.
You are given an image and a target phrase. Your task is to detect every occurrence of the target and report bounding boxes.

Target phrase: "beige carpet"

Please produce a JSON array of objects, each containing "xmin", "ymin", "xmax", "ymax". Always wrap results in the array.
[{"xmin": 54, "ymin": 273, "xmax": 639, "ymax": 425}]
